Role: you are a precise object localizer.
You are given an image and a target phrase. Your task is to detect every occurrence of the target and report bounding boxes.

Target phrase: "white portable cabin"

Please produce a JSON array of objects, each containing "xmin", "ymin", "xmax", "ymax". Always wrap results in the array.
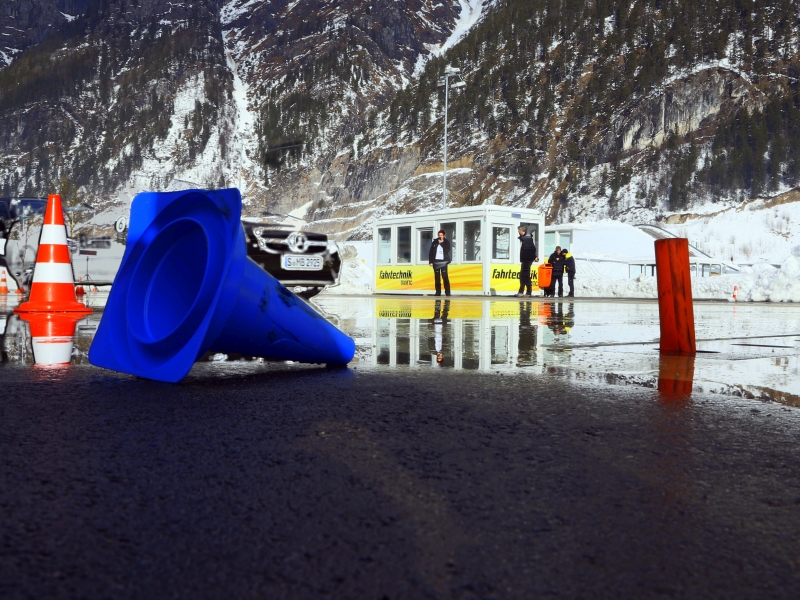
[{"xmin": 372, "ymin": 206, "xmax": 545, "ymax": 295}]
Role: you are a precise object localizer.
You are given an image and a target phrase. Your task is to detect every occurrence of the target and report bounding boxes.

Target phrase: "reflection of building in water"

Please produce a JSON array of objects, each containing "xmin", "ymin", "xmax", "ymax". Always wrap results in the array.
[{"xmin": 373, "ymin": 298, "xmax": 545, "ymax": 370}]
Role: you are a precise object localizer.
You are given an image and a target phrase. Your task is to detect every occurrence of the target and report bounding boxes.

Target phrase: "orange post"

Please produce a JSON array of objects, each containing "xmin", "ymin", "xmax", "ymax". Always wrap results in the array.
[{"xmin": 654, "ymin": 238, "xmax": 695, "ymax": 355}]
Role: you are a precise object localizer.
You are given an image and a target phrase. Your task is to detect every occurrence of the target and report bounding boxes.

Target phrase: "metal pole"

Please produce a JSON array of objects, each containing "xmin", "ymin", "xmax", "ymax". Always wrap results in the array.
[{"xmin": 443, "ymin": 76, "xmax": 448, "ymax": 210}]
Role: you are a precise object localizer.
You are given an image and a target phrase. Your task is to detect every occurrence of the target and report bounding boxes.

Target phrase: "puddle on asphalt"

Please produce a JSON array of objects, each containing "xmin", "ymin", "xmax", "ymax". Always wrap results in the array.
[
  {"xmin": 2, "ymin": 293, "xmax": 800, "ymax": 407},
  {"xmin": 314, "ymin": 296, "xmax": 800, "ymax": 407}
]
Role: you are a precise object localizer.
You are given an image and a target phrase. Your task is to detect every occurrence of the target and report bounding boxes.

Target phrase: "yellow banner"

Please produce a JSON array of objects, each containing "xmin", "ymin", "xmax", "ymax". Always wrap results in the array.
[
  {"xmin": 376, "ymin": 297, "xmax": 485, "ymax": 319},
  {"xmin": 375, "ymin": 297, "xmax": 544, "ymax": 320},
  {"xmin": 489, "ymin": 263, "xmax": 543, "ymax": 293},
  {"xmin": 375, "ymin": 264, "xmax": 483, "ymax": 292},
  {"xmin": 376, "ymin": 263, "xmax": 545, "ymax": 294}
]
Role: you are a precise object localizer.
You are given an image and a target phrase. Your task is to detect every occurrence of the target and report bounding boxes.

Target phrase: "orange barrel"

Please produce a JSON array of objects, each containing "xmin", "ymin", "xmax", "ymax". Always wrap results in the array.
[{"xmin": 537, "ymin": 264, "xmax": 553, "ymax": 289}]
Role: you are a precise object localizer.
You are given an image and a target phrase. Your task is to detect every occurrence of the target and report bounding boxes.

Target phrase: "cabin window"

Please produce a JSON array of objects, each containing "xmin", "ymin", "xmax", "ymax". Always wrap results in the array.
[
  {"xmin": 440, "ymin": 222, "xmax": 457, "ymax": 261},
  {"xmin": 544, "ymin": 232, "xmax": 557, "ymax": 256},
  {"xmin": 397, "ymin": 226, "xmax": 411, "ymax": 264},
  {"xmin": 418, "ymin": 228, "xmax": 433, "ymax": 263},
  {"xmin": 463, "ymin": 221, "xmax": 481, "ymax": 262},
  {"xmin": 378, "ymin": 228, "xmax": 392, "ymax": 264},
  {"xmin": 492, "ymin": 227, "xmax": 510, "ymax": 259},
  {"xmin": 559, "ymin": 231, "xmax": 572, "ymax": 253}
]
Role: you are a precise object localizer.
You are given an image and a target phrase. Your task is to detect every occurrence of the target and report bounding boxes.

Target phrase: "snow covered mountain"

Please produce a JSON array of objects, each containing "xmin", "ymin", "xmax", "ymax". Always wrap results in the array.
[{"xmin": 1, "ymin": 0, "xmax": 800, "ymax": 264}]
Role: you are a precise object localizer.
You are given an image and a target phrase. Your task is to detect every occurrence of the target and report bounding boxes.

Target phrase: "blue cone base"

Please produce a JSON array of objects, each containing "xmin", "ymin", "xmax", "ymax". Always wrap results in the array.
[{"xmin": 89, "ymin": 188, "xmax": 355, "ymax": 383}]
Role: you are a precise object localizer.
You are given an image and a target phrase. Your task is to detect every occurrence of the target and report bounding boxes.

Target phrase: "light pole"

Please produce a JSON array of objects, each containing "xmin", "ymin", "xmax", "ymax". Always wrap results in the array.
[{"xmin": 438, "ymin": 65, "xmax": 466, "ymax": 209}]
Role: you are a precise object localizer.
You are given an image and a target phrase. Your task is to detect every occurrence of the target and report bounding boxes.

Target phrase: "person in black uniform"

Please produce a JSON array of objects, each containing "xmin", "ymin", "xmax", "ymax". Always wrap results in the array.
[
  {"xmin": 562, "ymin": 247, "xmax": 576, "ymax": 297},
  {"xmin": 516, "ymin": 225, "xmax": 539, "ymax": 297},
  {"xmin": 428, "ymin": 230, "xmax": 452, "ymax": 296},
  {"xmin": 548, "ymin": 246, "xmax": 566, "ymax": 297}
]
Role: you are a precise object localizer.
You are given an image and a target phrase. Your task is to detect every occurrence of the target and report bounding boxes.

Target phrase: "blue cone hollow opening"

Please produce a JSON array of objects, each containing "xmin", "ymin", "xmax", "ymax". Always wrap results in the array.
[
  {"xmin": 128, "ymin": 219, "xmax": 210, "ymax": 344},
  {"xmin": 88, "ymin": 188, "xmax": 355, "ymax": 383}
]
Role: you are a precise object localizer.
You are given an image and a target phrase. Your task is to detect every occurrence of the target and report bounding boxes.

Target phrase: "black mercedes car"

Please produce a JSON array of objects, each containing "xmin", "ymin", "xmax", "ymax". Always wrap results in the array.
[{"xmin": 242, "ymin": 221, "xmax": 341, "ymax": 299}]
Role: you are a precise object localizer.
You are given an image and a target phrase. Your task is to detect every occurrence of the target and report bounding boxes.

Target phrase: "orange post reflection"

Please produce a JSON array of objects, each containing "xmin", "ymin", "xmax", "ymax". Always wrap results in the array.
[{"xmin": 657, "ymin": 354, "xmax": 695, "ymax": 398}]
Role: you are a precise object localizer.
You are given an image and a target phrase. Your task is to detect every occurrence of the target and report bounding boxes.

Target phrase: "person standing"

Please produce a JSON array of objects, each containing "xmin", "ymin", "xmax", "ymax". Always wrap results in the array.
[
  {"xmin": 548, "ymin": 246, "xmax": 565, "ymax": 297},
  {"xmin": 562, "ymin": 247, "xmax": 576, "ymax": 297},
  {"xmin": 516, "ymin": 225, "xmax": 538, "ymax": 297},
  {"xmin": 428, "ymin": 230, "xmax": 452, "ymax": 296}
]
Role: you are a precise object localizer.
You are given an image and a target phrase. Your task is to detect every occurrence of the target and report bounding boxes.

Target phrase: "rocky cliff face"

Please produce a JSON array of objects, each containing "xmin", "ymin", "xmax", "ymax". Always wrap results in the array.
[
  {"xmin": 220, "ymin": 0, "xmax": 466, "ymax": 224},
  {"xmin": 0, "ymin": 1, "xmax": 89, "ymax": 65},
  {"xmin": 616, "ymin": 69, "xmax": 768, "ymax": 155}
]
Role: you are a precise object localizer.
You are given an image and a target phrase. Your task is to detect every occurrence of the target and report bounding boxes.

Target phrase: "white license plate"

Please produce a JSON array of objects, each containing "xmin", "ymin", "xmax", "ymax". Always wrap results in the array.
[{"xmin": 282, "ymin": 254, "xmax": 323, "ymax": 271}]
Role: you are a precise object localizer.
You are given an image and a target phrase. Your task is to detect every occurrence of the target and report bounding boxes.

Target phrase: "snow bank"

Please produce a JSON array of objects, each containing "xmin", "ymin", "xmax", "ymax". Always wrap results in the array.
[
  {"xmin": 576, "ymin": 222, "xmax": 658, "ymax": 262},
  {"xmin": 743, "ymin": 250, "xmax": 800, "ymax": 302},
  {"xmin": 663, "ymin": 200, "xmax": 800, "ymax": 264},
  {"xmin": 558, "ymin": 249, "xmax": 800, "ymax": 302}
]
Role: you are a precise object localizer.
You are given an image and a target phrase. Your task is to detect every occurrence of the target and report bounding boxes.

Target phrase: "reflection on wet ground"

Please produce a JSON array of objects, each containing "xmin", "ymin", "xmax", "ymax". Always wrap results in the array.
[
  {"xmin": 315, "ymin": 295, "xmax": 800, "ymax": 407},
  {"xmin": 0, "ymin": 293, "xmax": 105, "ymax": 367},
  {"xmin": 3, "ymin": 292, "xmax": 800, "ymax": 406}
]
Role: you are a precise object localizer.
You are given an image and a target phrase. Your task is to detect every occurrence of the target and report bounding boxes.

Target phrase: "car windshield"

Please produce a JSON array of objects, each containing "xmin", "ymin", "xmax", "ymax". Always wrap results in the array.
[{"xmin": 11, "ymin": 199, "xmax": 46, "ymax": 219}]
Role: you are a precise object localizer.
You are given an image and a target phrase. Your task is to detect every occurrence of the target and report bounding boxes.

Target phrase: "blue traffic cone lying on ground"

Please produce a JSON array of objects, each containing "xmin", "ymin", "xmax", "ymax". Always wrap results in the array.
[{"xmin": 89, "ymin": 188, "xmax": 355, "ymax": 383}]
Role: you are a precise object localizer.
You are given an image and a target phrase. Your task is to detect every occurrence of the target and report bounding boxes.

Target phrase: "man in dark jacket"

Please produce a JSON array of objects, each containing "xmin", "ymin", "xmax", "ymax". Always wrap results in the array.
[
  {"xmin": 428, "ymin": 230, "xmax": 452, "ymax": 296},
  {"xmin": 548, "ymin": 246, "xmax": 565, "ymax": 297},
  {"xmin": 516, "ymin": 225, "xmax": 538, "ymax": 297},
  {"xmin": 562, "ymin": 248, "xmax": 575, "ymax": 297}
]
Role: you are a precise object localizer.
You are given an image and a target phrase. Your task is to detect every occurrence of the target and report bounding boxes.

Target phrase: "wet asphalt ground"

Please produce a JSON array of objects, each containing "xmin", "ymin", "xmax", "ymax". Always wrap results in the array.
[{"xmin": 3, "ymin": 360, "xmax": 800, "ymax": 599}]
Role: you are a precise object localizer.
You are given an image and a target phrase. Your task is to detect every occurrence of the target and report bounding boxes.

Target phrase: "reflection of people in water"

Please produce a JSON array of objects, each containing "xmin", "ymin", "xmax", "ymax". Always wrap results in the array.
[
  {"xmin": 517, "ymin": 301, "xmax": 538, "ymax": 365},
  {"xmin": 428, "ymin": 299, "xmax": 450, "ymax": 366},
  {"xmin": 546, "ymin": 302, "xmax": 575, "ymax": 337}
]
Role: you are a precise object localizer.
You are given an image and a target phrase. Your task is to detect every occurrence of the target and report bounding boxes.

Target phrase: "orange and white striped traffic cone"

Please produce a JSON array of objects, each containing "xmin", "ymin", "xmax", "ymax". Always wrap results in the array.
[
  {"xmin": 0, "ymin": 268, "xmax": 9, "ymax": 294},
  {"xmin": 14, "ymin": 194, "xmax": 91, "ymax": 315},
  {"xmin": 732, "ymin": 285, "xmax": 738, "ymax": 302}
]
